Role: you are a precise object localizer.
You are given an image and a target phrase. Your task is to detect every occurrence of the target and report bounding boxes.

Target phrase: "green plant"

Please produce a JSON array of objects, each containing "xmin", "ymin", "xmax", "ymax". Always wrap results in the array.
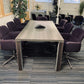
[
  {"xmin": 79, "ymin": 1, "xmax": 84, "ymax": 15},
  {"xmin": 53, "ymin": 4, "xmax": 58, "ymax": 15},
  {"xmin": 11, "ymin": 0, "xmax": 27, "ymax": 20},
  {"xmin": 35, "ymin": 4, "xmax": 40, "ymax": 11}
]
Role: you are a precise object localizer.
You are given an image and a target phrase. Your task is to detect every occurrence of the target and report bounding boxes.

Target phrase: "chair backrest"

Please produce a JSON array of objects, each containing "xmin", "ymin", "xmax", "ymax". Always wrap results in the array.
[
  {"xmin": 7, "ymin": 21, "xmax": 17, "ymax": 31},
  {"xmin": 38, "ymin": 14, "xmax": 43, "ymax": 17},
  {"xmin": 31, "ymin": 14, "xmax": 36, "ymax": 20},
  {"xmin": 74, "ymin": 16, "xmax": 83, "ymax": 21},
  {"xmin": 0, "ymin": 26, "xmax": 9, "ymax": 39},
  {"xmin": 59, "ymin": 19, "xmax": 68, "ymax": 26},
  {"xmin": 68, "ymin": 15, "xmax": 73, "ymax": 21},
  {"xmin": 36, "ymin": 16, "xmax": 48, "ymax": 20},
  {"xmin": 63, "ymin": 23, "xmax": 74, "ymax": 33},
  {"xmin": 45, "ymin": 15, "xmax": 49, "ymax": 20},
  {"xmin": 74, "ymin": 16, "xmax": 83, "ymax": 25},
  {"xmin": 65, "ymin": 16, "xmax": 71, "ymax": 23},
  {"xmin": 13, "ymin": 18, "xmax": 21, "ymax": 25},
  {"xmin": 72, "ymin": 28, "xmax": 84, "ymax": 41},
  {"xmin": 59, "ymin": 14, "xmax": 65, "ymax": 19}
]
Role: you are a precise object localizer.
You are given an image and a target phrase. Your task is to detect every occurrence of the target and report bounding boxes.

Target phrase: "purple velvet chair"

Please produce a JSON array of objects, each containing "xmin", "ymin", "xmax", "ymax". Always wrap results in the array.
[
  {"xmin": 0, "ymin": 40, "xmax": 16, "ymax": 65},
  {"xmin": 7, "ymin": 21, "xmax": 23, "ymax": 31},
  {"xmin": 31, "ymin": 13, "xmax": 37, "ymax": 20},
  {"xmin": 73, "ymin": 16, "xmax": 83, "ymax": 26},
  {"xmin": 58, "ymin": 23, "xmax": 74, "ymax": 33},
  {"xmin": 0, "ymin": 25, "xmax": 19, "ymax": 39},
  {"xmin": 68, "ymin": 15, "xmax": 73, "ymax": 21},
  {"xmin": 45, "ymin": 15, "xmax": 50, "ymax": 20},
  {"xmin": 13, "ymin": 18, "xmax": 27, "ymax": 28},
  {"xmin": 56, "ymin": 19, "xmax": 68, "ymax": 30},
  {"xmin": 0, "ymin": 26, "xmax": 19, "ymax": 65},
  {"xmin": 62, "ymin": 28, "xmax": 84, "ymax": 69},
  {"xmin": 36, "ymin": 16, "xmax": 48, "ymax": 20}
]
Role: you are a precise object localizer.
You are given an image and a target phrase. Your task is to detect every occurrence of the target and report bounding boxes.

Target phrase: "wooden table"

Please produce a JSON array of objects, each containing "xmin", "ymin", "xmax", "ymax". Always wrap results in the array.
[{"xmin": 15, "ymin": 20, "xmax": 64, "ymax": 71}]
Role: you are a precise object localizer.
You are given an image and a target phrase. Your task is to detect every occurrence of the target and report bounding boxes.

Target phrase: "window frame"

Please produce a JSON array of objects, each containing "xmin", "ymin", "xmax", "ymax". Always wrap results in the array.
[{"xmin": 0, "ymin": 0, "xmax": 12, "ymax": 18}]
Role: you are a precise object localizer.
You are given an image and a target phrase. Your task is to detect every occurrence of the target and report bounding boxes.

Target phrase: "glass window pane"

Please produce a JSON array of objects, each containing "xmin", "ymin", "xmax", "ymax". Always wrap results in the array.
[
  {"xmin": 35, "ymin": 0, "xmax": 52, "ymax": 2},
  {"xmin": 3, "ymin": 0, "xmax": 11, "ymax": 14}
]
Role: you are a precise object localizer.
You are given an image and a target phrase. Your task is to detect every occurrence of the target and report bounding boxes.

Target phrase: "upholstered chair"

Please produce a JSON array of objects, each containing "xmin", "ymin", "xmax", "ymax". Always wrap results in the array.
[
  {"xmin": 59, "ymin": 14, "xmax": 65, "ymax": 19},
  {"xmin": 45, "ymin": 15, "xmax": 50, "ymax": 20},
  {"xmin": 56, "ymin": 19, "xmax": 68, "ymax": 30},
  {"xmin": 0, "ymin": 40, "xmax": 16, "ymax": 65},
  {"xmin": 13, "ymin": 18, "xmax": 27, "ymax": 28},
  {"xmin": 62, "ymin": 28, "xmax": 84, "ymax": 69},
  {"xmin": 31, "ymin": 13, "xmax": 37, "ymax": 20},
  {"xmin": 73, "ymin": 16, "xmax": 83, "ymax": 26},
  {"xmin": 7, "ymin": 21, "xmax": 23, "ymax": 31},
  {"xmin": 58, "ymin": 23, "xmax": 74, "ymax": 33},
  {"xmin": 0, "ymin": 25, "xmax": 19, "ymax": 39},
  {"xmin": 0, "ymin": 26, "xmax": 18, "ymax": 65},
  {"xmin": 36, "ymin": 16, "xmax": 48, "ymax": 20}
]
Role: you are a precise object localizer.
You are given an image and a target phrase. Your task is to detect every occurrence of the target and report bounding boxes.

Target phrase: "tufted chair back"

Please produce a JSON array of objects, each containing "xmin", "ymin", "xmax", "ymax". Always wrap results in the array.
[
  {"xmin": 13, "ymin": 18, "xmax": 21, "ymax": 26},
  {"xmin": 72, "ymin": 28, "xmax": 84, "ymax": 41},
  {"xmin": 63, "ymin": 23, "xmax": 74, "ymax": 33},
  {"xmin": 7, "ymin": 21, "xmax": 17, "ymax": 31},
  {"xmin": 59, "ymin": 19, "xmax": 68, "ymax": 26}
]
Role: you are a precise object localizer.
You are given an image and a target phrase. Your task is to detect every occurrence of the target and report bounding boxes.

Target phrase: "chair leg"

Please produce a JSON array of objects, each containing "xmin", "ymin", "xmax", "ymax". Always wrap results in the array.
[
  {"xmin": 67, "ymin": 58, "xmax": 72, "ymax": 69},
  {"xmin": 2, "ymin": 51, "xmax": 16, "ymax": 66},
  {"xmin": 65, "ymin": 52, "xmax": 80, "ymax": 69},
  {"xmin": 66, "ymin": 56, "xmax": 79, "ymax": 61}
]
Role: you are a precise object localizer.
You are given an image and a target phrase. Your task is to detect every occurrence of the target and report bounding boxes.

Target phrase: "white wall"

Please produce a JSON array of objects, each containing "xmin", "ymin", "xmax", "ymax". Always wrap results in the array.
[
  {"xmin": 60, "ymin": 0, "xmax": 84, "ymax": 17},
  {"xmin": 0, "ymin": 15, "xmax": 14, "ymax": 26},
  {"xmin": 29, "ymin": 0, "xmax": 84, "ymax": 17},
  {"xmin": 0, "ymin": 0, "xmax": 84, "ymax": 26},
  {"xmin": 30, "ymin": 0, "xmax": 54, "ymax": 15}
]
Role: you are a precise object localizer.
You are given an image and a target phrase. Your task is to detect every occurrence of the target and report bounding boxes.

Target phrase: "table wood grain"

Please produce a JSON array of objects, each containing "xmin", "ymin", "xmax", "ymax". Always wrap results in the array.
[{"xmin": 15, "ymin": 20, "xmax": 64, "ymax": 71}]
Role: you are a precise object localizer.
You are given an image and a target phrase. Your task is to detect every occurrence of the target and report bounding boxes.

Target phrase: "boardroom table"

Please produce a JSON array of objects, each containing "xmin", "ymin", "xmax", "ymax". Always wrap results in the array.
[{"xmin": 15, "ymin": 20, "xmax": 64, "ymax": 71}]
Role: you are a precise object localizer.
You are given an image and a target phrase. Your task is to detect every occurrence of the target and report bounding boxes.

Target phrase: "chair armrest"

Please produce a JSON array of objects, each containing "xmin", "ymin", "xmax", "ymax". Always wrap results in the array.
[
  {"xmin": 58, "ymin": 28, "xmax": 64, "ymax": 32},
  {"xmin": 0, "ymin": 40, "xmax": 16, "ymax": 50},
  {"xmin": 61, "ymin": 33, "xmax": 72, "ymax": 40},
  {"xmin": 66, "ymin": 41, "xmax": 81, "ymax": 44},
  {"xmin": 64, "ymin": 41, "xmax": 81, "ymax": 52}
]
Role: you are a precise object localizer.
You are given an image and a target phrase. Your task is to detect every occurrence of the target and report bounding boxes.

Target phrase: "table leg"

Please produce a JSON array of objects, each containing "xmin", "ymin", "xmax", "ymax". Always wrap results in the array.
[
  {"xmin": 55, "ymin": 42, "xmax": 64, "ymax": 71},
  {"xmin": 16, "ymin": 41, "xmax": 23, "ymax": 71}
]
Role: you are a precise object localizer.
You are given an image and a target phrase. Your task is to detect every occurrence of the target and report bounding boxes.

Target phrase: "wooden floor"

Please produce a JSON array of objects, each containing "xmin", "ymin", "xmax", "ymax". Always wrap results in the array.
[{"xmin": 0, "ymin": 31, "xmax": 84, "ymax": 84}]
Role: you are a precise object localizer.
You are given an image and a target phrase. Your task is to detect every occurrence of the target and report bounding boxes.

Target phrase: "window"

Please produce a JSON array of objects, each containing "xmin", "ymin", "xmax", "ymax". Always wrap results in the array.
[
  {"xmin": 3, "ymin": 0, "xmax": 11, "ymax": 14},
  {"xmin": 35, "ymin": 0, "xmax": 52, "ymax": 2},
  {"xmin": 0, "ymin": 0, "xmax": 11, "ymax": 18},
  {"xmin": 64, "ymin": 0, "xmax": 80, "ymax": 3}
]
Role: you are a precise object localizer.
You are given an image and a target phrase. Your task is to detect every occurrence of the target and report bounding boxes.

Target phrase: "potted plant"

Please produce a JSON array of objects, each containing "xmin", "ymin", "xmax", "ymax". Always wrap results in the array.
[
  {"xmin": 35, "ymin": 4, "xmax": 40, "ymax": 11},
  {"xmin": 53, "ymin": 4, "xmax": 58, "ymax": 15},
  {"xmin": 79, "ymin": 1, "xmax": 84, "ymax": 15},
  {"xmin": 11, "ymin": 0, "xmax": 27, "ymax": 21}
]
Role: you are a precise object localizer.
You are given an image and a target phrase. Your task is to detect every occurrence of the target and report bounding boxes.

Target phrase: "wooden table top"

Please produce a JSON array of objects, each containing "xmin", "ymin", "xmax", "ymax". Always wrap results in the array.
[{"xmin": 16, "ymin": 20, "xmax": 64, "ymax": 42}]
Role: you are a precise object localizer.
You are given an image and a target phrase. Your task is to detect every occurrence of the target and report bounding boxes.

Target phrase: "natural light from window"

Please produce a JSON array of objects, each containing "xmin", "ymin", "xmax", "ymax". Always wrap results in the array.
[
  {"xmin": 35, "ymin": 0, "xmax": 52, "ymax": 2},
  {"xmin": 64, "ymin": 0, "xmax": 80, "ymax": 3}
]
